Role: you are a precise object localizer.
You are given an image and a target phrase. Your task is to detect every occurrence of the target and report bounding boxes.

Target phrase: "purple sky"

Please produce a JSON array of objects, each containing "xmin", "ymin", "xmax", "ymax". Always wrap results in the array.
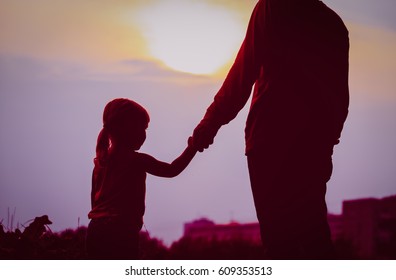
[{"xmin": 1, "ymin": 0, "xmax": 396, "ymax": 245}]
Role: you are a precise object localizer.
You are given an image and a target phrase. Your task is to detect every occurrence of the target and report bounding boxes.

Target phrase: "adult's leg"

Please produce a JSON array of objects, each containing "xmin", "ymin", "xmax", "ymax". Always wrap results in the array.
[{"xmin": 247, "ymin": 146, "xmax": 334, "ymax": 259}]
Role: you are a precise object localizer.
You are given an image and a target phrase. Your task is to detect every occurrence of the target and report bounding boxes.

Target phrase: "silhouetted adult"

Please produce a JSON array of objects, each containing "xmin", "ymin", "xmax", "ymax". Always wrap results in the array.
[{"xmin": 193, "ymin": 0, "xmax": 349, "ymax": 259}]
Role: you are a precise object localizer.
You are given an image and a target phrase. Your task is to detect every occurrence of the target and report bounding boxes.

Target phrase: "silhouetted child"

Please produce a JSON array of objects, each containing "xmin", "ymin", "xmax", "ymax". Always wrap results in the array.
[{"xmin": 86, "ymin": 98, "xmax": 196, "ymax": 259}]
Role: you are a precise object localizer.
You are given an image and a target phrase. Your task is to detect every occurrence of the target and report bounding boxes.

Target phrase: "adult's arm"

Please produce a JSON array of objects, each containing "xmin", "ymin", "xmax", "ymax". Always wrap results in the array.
[{"xmin": 193, "ymin": 0, "xmax": 269, "ymax": 151}]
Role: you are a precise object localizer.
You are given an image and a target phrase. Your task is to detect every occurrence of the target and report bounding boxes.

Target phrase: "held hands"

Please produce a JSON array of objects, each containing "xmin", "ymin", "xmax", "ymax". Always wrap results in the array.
[{"xmin": 191, "ymin": 121, "xmax": 219, "ymax": 152}]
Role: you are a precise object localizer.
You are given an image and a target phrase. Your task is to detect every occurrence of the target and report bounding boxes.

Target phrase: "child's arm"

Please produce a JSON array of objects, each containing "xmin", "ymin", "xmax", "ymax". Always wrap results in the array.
[{"xmin": 140, "ymin": 137, "xmax": 197, "ymax": 178}]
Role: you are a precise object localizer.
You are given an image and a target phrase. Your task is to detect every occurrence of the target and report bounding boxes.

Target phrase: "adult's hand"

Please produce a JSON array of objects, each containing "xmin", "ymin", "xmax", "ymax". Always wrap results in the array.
[{"xmin": 192, "ymin": 121, "xmax": 220, "ymax": 152}]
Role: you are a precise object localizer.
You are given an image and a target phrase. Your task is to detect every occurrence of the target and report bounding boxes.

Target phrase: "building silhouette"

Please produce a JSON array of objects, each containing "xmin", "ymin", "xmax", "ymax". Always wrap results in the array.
[
  {"xmin": 341, "ymin": 195, "xmax": 396, "ymax": 258},
  {"xmin": 183, "ymin": 195, "xmax": 396, "ymax": 259},
  {"xmin": 184, "ymin": 218, "xmax": 261, "ymax": 244}
]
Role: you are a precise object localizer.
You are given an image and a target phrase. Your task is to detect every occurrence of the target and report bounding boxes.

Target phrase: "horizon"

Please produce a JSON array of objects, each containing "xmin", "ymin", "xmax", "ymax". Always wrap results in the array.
[{"xmin": 2, "ymin": 193, "xmax": 396, "ymax": 246}]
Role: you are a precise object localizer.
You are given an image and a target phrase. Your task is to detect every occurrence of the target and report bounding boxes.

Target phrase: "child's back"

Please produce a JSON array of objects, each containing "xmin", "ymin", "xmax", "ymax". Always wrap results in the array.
[{"xmin": 89, "ymin": 149, "xmax": 146, "ymax": 231}]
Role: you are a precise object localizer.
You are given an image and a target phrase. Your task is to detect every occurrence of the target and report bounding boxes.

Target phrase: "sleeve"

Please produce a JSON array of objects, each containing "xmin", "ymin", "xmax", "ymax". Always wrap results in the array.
[
  {"xmin": 200, "ymin": 0, "xmax": 269, "ymax": 128},
  {"xmin": 91, "ymin": 169, "xmax": 95, "ymax": 208}
]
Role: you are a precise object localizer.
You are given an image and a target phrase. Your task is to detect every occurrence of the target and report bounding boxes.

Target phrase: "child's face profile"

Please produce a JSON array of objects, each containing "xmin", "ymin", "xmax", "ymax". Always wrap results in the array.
[{"xmin": 125, "ymin": 120, "xmax": 148, "ymax": 151}]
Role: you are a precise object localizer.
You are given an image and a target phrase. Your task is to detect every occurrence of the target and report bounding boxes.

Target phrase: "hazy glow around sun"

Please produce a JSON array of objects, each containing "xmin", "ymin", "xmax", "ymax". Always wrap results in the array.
[{"xmin": 135, "ymin": 0, "xmax": 245, "ymax": 75}]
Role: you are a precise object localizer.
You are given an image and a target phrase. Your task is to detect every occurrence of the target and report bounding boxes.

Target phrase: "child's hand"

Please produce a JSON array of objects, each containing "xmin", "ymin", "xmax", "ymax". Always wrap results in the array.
[{"xmin": 188, "ymin": 136, "xmax": 197, "ymax": 150}]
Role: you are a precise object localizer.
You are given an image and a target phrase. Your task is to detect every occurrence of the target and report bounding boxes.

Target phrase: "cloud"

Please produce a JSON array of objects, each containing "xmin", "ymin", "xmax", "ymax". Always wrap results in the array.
[
  {"xmin": 0, "ymin": 54, "xmax": 217, "ymax": 87},
  {"xmin": 119, "ymin": 59, "xmax": 218, "ymax": 84},
  {"xmin": 0, "ymin": 0, "xmax": 148, "ymax": 63}
]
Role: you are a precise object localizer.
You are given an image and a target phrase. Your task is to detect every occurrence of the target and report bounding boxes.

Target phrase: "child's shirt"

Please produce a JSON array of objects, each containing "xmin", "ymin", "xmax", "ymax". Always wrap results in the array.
[
  {"xmin": 88, "ymin": 144, "xmax": 196, "ymax": 229},
  {"xmin": 88, "ymin": 150, "xmax": 146, "ymax": 230}
]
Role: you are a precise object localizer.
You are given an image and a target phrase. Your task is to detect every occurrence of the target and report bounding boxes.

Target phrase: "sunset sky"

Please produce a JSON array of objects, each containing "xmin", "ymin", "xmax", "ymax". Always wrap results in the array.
[{"xmin": 1, "ymin": 0, "xmax": 395, "ymax": 245}]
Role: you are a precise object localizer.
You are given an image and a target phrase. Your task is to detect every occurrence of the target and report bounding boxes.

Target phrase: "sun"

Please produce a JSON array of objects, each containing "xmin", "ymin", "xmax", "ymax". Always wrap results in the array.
[{"xmin": 135, "ymin": 0, "xmax": 245, "ymax": 75}]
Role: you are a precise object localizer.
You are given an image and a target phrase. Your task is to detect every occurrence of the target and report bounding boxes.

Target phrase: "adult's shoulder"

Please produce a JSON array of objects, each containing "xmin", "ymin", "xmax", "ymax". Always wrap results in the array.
[{"xmin": 318, "ymin": 0, "xmax": 349, "ymax": 34}]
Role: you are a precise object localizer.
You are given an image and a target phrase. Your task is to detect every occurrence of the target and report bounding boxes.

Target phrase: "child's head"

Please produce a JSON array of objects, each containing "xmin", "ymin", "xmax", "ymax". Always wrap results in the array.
[{"xmin": 96, "ymin": 98, "xmax": 150, "ymax": 163}]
